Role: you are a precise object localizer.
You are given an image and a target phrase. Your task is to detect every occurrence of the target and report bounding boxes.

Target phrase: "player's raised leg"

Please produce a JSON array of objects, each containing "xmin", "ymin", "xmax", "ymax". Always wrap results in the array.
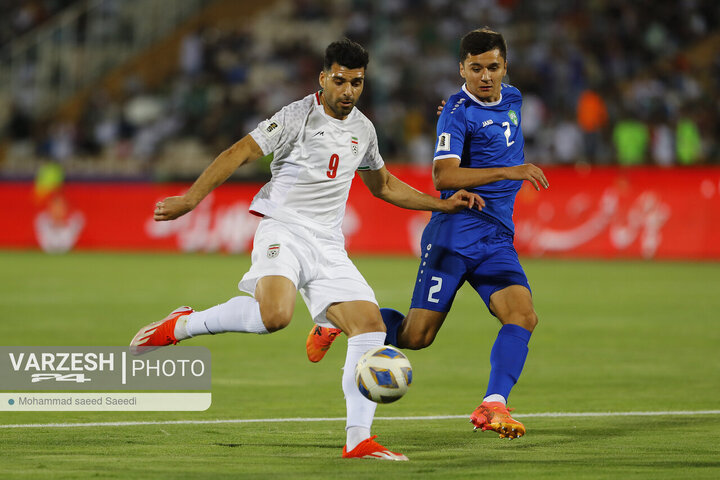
[
  {"xmin": 393, "ymin": 308, "xmax": 447, "ymax": 349},
  {"xmin": 305, "ymin": 306, "xmax": 445, "ymax": 360},
  {"xmin": 326, "ymin": 300, "xmax": 408, "ymax": 461},
  {"xmin": 470, "ymin": 284, "xmax": 537, "ymax": 438},
  {"xmin": 129, "ymin": 276, "xmax": 296, "ymax": 353},
  {"xmin": 389, "ymin": 221, "xmax": 464, "ymax": 351},
  {"xmin": 129, "ymin": 306, "xmax": 194, "ymax": 354}
]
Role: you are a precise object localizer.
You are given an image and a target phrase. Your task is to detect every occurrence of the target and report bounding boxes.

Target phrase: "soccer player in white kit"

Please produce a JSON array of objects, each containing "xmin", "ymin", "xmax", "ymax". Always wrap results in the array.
[{"xmin": 130, "ymin": 39, "xmax": 483, "ymax": 461}]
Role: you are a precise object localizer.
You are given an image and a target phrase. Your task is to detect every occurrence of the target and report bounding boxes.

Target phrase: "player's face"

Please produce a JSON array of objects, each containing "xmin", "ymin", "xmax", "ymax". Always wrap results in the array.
[
  {"xmin": 319, "ymin": 63, "xmax": 365, "ymax": 120},
  {"xmin": 460, "ymin": 49, "xmax": 507, "ymax": 103}
]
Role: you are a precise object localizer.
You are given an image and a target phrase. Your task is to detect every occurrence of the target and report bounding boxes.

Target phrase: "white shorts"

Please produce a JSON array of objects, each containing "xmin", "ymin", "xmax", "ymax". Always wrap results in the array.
[{"xmin": 238, "ymin": 217, "xmax": 377, "ymax": 327}]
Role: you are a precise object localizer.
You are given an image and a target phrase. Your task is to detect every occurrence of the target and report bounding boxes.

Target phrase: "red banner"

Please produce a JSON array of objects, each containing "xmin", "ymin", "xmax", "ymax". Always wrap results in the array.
[
  {"xmin": 2, "ymin": 166, "xmax": 720, "ymax": 259},
  {"xmin": 512, "ymin": 166, "xmax": 720, "ymax": 259}
]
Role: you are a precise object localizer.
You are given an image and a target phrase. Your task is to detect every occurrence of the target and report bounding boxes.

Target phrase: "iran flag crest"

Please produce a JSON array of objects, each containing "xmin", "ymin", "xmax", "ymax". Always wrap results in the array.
[{"xmin": 267, "ymin": 243, "xmax": 280, "ymax": 258}]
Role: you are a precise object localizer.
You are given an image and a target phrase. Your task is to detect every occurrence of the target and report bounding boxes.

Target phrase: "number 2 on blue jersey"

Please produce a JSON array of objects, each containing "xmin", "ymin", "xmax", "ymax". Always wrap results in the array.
[
  {"xmin": 428, "ymin": 276, "xmax": 442, "ymax": 303},
  {"xmin": 501, "ymin": 122, "xmax": 515, "ymax": 147}
]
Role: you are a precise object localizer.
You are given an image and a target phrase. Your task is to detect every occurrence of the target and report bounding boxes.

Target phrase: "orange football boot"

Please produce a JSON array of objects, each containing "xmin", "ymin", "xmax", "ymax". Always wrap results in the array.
[
  {"xmin": 470, "ymin": 401, "xmax": 526, "ymax": 439},
  {"xmin": 342, "ymin": 436, "xmax": 408, "ymax": 461},
  {"xmin": 129, "ymin": 306, "xmax": 193, "ymax": 355},
  {"xmin": 306, "ymin": 325, "xmax": 342, "ymax": 362}
]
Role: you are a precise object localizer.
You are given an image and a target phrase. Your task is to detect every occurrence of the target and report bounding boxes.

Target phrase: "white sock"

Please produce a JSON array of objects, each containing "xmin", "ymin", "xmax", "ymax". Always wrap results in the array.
[
  {"xmin": 182, "ymin": 296, "xmax": 269, "ymax": 337},
  {"xmin": 346, "ymin": 426, "xmax": 371, "ymax": 452},
  {"xmin": 483, "ymin": 394, "xmax": 507, "ymax": 405},
  {"xmin": 343, "ymin": 331, "xmax": 386, "ymax": 451}
]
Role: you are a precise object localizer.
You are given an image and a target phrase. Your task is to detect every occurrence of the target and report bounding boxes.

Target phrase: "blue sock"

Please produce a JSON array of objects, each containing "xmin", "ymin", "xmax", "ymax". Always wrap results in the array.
[
  {"xmin": 380, "ymin": 308, "xmax": 405, "ymax": 347},
  {"xmin": 485, "ymin": 324, "xmax": 532, "ymax": 401}
]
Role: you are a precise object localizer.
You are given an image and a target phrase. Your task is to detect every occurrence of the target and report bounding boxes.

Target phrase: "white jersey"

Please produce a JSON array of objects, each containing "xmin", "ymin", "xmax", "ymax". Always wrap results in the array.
[{"xmin": 249, "ymin": 91, "xmax": 384, "ymax": 235}]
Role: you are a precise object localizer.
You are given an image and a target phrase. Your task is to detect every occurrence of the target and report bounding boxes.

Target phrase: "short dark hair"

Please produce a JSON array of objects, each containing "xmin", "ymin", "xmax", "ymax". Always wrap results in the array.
[
  {"xmin": 323, "ymin": 38, "xmax": 369, "ymax": 71},
  {"xmin": 460, "ymin": 28, "xmax": 507, "ymax": 62}
]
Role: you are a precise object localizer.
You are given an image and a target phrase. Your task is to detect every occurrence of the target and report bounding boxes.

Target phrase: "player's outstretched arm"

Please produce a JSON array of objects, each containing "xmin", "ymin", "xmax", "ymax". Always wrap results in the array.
[
  {"xmin": 154, "ymin": 135, "xmax": 264, "ymax": 221},
  {"xmin": 433, "ymin": 158, "xmax": 550, "ymax": 192},
  {"xmin": 359, "ymin": 166, "xmax": 484, "ymax": 213}
]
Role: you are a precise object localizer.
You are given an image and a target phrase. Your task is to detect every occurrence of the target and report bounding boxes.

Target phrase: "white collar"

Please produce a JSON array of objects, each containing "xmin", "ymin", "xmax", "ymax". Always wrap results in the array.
[{"xmin": 462, "ymin": 83, "xmax": 502, "ymax": 106}]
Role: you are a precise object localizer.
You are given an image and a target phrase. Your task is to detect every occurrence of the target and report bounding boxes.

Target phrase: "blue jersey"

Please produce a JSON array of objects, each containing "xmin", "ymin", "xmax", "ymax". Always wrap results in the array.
[{"xmin": 434, "ymin": 83, "xmax": 525, "ymax": 233}]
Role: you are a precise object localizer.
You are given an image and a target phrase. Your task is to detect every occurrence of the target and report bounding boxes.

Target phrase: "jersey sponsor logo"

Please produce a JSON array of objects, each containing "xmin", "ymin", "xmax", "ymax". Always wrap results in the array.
[
  {"xmin": 313, "ymin": 130, "xmax": 324, "ymax": 137},
  {"xmin": 437, "ymin": 133, "xmax": 451, "ymax": 152},
  {"xmin": 267, "ymin": 243, "xmax": 280, "ymax": 258},
  {"xmin": 263, "ymin": 121, "xmax": 281, "ymax": 137},
  {"xmin": 508, "ymin": 110, "xmax": 519, "ymax": 126},
  {"xmin": 482, "ymin": 119, "xmax": 494, "ymax": 127},
  {"xmin": 351, "ymin": 136, "xmax": 359, "ymax": 155}
]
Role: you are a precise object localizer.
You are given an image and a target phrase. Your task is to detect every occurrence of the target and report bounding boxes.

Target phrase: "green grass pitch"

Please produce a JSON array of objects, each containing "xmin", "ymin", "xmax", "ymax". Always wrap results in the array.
[{"xmin": 1, "ymin": 251, "xmax": 719, "ymax": 479}]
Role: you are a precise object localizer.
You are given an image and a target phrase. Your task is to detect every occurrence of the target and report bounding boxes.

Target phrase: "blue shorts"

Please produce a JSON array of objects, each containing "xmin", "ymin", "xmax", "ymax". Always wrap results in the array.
[{"xmin": 410, "ymin": 211, "xmax": 530, "ymax": 315}]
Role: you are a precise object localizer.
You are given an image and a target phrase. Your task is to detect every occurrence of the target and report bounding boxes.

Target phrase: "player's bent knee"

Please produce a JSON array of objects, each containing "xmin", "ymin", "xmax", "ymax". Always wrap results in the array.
[
  {"xmin": 401, "ymin": 330, "xmax": 435, "ymax": 350},
  {"xmin": 346, "ymin": 317, "xmax": 386, "ymax": 336},
  {"xmin": 262, "ymin": 316, "xmax": 291, "ymax": 332},
  {"xmin": 524, "ymin": 312, "xmax": 538, "ymax": 331},
  {"xmin": 367, "ymin": 316, "xmax": 386, "ymax": 332},
  {"xmin": 260, "ymin": 308, "xmax": 293, "ymax": 332},
  {"xmin": 505, "ymin": 311, "xmax": 538, "ymax": 332}
]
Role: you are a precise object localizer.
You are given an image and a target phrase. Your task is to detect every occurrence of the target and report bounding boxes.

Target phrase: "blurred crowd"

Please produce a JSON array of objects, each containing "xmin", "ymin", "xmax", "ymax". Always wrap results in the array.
[
  {"xmin": 2, "ymin": 0, "xmax": 719, "ymax": 179},
  {"xmin": 0, "ymin": 0, "xmax": 77, "ymax": 48}
]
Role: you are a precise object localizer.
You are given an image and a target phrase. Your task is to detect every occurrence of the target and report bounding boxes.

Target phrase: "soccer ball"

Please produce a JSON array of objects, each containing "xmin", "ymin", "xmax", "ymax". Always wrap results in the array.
[{"xmin": 355, "ymin": 346, "xmax": 412, "ymax": 403}]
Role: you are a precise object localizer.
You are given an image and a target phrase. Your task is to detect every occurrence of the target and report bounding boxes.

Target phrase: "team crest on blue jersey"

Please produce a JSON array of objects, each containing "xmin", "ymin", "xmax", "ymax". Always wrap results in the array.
[
  {"xmin": 267, "ymin": 243, "xmax": 280, "ymax": 258},
  {"xmin": 508, "ymin": 110, "xmax": 519, "ymax": 126}
]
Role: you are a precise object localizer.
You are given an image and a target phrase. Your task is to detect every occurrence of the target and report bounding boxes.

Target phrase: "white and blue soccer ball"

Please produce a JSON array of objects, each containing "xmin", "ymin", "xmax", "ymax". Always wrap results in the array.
[{"xmin": 355, "ymin": 346, "xmax": 413, "ymax": 404}]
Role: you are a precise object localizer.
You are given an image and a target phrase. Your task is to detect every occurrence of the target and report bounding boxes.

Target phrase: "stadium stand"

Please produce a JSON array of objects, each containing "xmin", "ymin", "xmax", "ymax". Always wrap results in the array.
[{"xmin": 1, "ymin": 0, "xmax": 718, "ymax": 180}]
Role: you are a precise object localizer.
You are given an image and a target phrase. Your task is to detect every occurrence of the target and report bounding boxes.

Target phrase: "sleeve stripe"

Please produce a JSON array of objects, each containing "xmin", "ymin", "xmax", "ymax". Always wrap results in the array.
[{"xmin": 433, "ymin": 154, "xmax": 461, "ymax": 161}]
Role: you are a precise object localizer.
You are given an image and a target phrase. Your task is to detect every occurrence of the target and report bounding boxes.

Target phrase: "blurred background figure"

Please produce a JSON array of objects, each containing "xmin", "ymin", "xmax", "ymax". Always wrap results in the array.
[
  {"xmin": 32, "ymin": 160, "xmax": 85, "ymax": 253},
  {"xmin": 576, "ymin": 89, "xmax": 609, "ymax": 165},
  {"xmin": 613, "ymin": 109, "xmax": 649, "ymax": 166}
]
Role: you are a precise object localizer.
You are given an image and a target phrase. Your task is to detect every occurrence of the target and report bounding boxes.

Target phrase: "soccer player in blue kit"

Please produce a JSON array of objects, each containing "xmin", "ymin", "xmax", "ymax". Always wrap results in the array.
[{"xmin": 307, "ymin": 28, "xmax": 549, "ymax": 439}]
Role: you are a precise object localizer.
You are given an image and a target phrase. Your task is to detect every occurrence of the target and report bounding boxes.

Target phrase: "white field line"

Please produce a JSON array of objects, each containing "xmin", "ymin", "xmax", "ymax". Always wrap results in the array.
[{"xmin": 1, "ymin": 410, "xmax": 720, "ymax": 429}]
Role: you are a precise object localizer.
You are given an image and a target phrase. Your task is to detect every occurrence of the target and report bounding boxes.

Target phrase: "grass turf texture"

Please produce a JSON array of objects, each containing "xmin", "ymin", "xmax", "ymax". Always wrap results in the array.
[{"xmin": 1, "ymin": 251, "xmax": 719, "ymax": 478}]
